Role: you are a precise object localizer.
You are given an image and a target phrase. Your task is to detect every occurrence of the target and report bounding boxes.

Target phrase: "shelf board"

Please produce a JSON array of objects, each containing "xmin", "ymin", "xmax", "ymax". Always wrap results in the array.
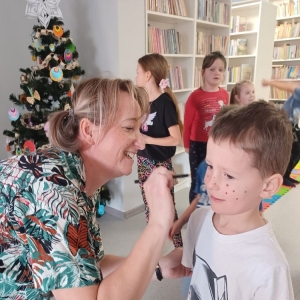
[
  {"xmin": 232, "ymin": 0, "xmax": 260, "ymax": 7},
  {"xmin": 276, "ymin": 15, "xmax": 300, "ymax": 22},
  {"xmin": 272, "ymin": 58, "xmax": 300, "ymax": 62},
  {"xmin": 229, "ymin": 54, "xmax": 256, "ymax": 58},
  {"xmin": 274, "ymin": 37, "xmax": 300, "ymax": 42},
  {"xmin": 196, "ymin": 19, "xmax": 230, "ymax": 29},
  {"xmin": 163, "ymin": 54, "xmax": 193, "ymax": 58},
  {"xmin": 269, "ymin": 98, "xmax": 286, "ymax": 101},
  {"xmin": 232, "ymin": 2, "xmax": 260, "ymax": 10},
  {"xmin": 269, "ymin": 78, "xmax": 300, "ymax": 81},
  {"xmin": 147, "ymin": 11, "xmax": 194, "ymax": 24},
  {"xmin": 230, "ymin": 30, "xmax": 257, "ymax": 36},
  {"xmin": 173, "ymin": 88, "xmax": 193, "ymax": 93}
]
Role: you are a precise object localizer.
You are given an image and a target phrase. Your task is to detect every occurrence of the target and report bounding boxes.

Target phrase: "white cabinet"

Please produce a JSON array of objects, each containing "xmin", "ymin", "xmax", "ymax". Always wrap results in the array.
[{"xmin": 228, "ymin": 1, "xmax": 277, "ymax": 100}]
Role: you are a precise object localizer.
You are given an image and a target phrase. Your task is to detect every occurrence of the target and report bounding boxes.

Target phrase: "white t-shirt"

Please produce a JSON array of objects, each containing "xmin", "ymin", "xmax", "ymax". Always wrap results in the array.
[{"xmin": 182, "ymin": 207, "xmax": 294, "ymax": 300}]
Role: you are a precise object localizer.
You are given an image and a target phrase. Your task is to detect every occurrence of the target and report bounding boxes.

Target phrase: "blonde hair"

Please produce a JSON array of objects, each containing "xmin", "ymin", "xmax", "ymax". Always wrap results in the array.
[
  {"xmin": 230, "ymin": 80, "xmax": 253, "ymax": 104},
  {"xmin": 48, "ymin": 77, "xmax": 149, "ymax": 153},
  {"xmin": 210, "ymin": 100, "xmax": 293, "ymax": 178},
  {"xmin": 138, "ymin": 53, "xmax": 183, "ymax": 135}
]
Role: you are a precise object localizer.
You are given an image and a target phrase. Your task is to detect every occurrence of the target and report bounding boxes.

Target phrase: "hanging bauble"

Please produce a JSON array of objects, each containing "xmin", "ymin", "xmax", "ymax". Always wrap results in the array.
[
  {"xmin": 32, "ymin": 55, "xmax": 37, "ymax": 61},
  {"xmin": 53, "ymin": 25, "xmax": 64, "ymax": 37},
  {"xmin": 72, "ymin": 75, "xmax": 81, "ymax": 81},
  {"xmin": 23, "ymin": 140, "xmax": 36, "ymax": 153},
  {"xmin": 50, "ymin": 67, "xmax": 63, "ymax": 82},
  {"xmin": 20, "ymin": 74, "xmax": 29, "ymax": 83},
  {"xmin": 15, "ymin": 145, "xmax": 22, "ymax": 156},
  {"xmin": 27, "ymin": 116, "xmax": 33, "ymax": 127},
  {"xmin": 49, "ymin": 43, "xmax": 55, "ymax": 51},
  {"xmin": 6, "ymin": 137, "xmax": 11, "ymax": 152},
  {"xmin": 8, "ymin": 108, "xmax": 20, "ymax": 121},
  {"xmin": 67, "ymin": 90, "xmax": 72, "ymax": 97},
  {"xmin": 19, "ymin": 94, "xmax": 27, "ymax": 104},
  {"xmin": 66, "ymin": 43, "xmax": 76, "ymax": 53},
  {"xmin": 33, "ymin": 37, "xmax": 43, "ymax": 52},
  {"xmin": 64, "ymin": 49, "xmax": 73, "ymax": 64}
]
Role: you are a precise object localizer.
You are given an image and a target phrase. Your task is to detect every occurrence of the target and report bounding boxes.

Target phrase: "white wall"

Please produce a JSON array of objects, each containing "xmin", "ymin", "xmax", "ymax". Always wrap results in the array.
[{"xmin": 0, "ymin": 0, "xmax": 146, "ymax": 215}]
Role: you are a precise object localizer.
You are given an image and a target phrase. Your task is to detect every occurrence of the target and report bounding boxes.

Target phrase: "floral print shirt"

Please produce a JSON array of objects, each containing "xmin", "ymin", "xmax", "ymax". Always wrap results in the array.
[{"xmin": 0, "ymin": 148, "xmax": 104, "ymax": 299}]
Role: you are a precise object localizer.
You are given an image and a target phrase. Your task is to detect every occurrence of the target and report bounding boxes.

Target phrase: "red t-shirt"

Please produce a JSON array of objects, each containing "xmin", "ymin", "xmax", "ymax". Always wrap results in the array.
[{"xmin": 183, "ymin": 88, "xmax": 229, "ymax": 147}]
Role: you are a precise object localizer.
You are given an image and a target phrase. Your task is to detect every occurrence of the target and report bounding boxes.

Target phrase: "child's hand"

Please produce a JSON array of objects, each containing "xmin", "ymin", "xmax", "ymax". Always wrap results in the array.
[
  {"xmin": 169, "ymin": 220, "xmax": 182, "ymax": 239},
  {"xmin": 261, "ymin": 79, "xmax": 271, "ymax": 87}
]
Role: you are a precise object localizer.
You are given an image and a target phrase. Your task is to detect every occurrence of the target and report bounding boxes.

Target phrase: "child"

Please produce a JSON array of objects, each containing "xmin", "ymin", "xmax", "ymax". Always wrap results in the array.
[
  {"xmin": 230, "ymin": 80, "xmax": 255, "ymax": 105},
  {"xmin": 262, "ymin": 79, "xmax": 300, "ymax": 186},
  {"xmin": 182, "ymin": 101, "xmax": 294, "ymax": 299},
  {"xmin": 170, "ymin": 105, "xmax": 237, "ymax": 240},
  {"xmin": 135, "ymin": 53, "xmax": 183, "ymax": 248},
  {"xmin": 184, "ymin": 51, "xmax": 229, "ymax": 203}
]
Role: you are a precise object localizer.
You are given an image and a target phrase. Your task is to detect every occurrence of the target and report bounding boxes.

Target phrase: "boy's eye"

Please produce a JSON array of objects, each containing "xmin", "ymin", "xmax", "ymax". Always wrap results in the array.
[
  {"xmin": 207, "ymin": 164, "xmax": 213, "ymax": 170},
  {"xmin": 225, "ymin": 173, "xmax": 234, "ymax": 180},
  {"xmin": 124, "ymin": 127, "xmax": 134, "ymax": 131}
]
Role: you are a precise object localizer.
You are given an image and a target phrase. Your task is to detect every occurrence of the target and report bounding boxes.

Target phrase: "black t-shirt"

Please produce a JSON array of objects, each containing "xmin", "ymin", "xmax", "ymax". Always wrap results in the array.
[{"xmin": 138, "ymin": 93, "xmax": 178, "ymax": 161}]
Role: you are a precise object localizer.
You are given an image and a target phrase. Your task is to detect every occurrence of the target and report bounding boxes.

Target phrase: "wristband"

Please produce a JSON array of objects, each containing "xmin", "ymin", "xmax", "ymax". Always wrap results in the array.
[{"xmin": 155, "ymin": 263, "xmax": 163, "ymax": 281}]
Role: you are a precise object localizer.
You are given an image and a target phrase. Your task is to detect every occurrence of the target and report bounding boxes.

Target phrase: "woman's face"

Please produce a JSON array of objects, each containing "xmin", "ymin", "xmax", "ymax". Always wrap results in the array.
[
  {"xmin": 94, "ymin": 91, "xmax": 145, "ymax": 178},
  {"xmin": 236, "ymin": 83, "xmax": 255, "ymax": 106}
]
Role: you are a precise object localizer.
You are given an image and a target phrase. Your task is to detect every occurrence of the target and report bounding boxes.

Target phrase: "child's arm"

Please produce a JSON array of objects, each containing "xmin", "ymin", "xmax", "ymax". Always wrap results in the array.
[
  {"xmin": 262, "ymin": 79, "xmax": 299, "ymax": 94},
  {"xmin": 169, "ymin": 194, "xmax": 200, "ymax": 239}
]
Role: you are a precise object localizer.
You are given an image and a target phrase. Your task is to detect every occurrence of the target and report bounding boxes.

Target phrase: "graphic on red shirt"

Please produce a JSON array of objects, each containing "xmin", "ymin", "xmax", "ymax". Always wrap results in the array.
[{"xmin": 183, "ymin": 89, "xmax": 229, "ymax": 147}]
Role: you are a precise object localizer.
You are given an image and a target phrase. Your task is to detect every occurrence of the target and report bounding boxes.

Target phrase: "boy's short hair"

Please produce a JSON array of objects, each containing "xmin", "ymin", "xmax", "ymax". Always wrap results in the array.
[{"xmin": 209, "ymin": 100, "xmax": 293, "ymax": 178}]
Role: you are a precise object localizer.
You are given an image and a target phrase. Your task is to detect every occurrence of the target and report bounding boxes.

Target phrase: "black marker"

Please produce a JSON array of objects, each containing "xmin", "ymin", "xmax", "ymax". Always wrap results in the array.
[{"xmin": 134, "ymin": 174, "xmax": 190, "ymax": 184}]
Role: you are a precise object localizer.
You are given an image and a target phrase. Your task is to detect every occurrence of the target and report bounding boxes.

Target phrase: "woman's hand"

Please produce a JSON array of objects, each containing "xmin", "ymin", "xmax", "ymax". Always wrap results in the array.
[{"xmin": 144, "ymin": 166, "xmax": 175, "ymax": 230}]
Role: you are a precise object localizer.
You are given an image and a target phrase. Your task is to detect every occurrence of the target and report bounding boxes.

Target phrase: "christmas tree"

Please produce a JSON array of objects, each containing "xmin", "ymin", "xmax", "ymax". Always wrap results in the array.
[{"xmin": 3, "ymin": 11, "xmax": 85, "ymax": 155}]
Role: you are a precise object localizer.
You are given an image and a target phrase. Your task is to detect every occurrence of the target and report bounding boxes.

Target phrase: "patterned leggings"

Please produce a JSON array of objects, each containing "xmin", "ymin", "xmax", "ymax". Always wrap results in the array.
[
  {"xmin": 137, "ymin": 155, "xmax": 183, "ymax": 248},
  {"xmin": 189, "ymin": 141, "xmax": 207, "ymax": 203}
]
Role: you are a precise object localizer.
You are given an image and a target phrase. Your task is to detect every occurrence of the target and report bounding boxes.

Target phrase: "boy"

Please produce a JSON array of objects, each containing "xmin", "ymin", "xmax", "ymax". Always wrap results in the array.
[{"xmin": 182, "ymin": 101, "xmax": 294, "ymax": 299}]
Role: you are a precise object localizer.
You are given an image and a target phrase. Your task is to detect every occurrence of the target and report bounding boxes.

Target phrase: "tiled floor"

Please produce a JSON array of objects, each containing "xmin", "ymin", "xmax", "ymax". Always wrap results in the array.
[{"xmin": 100, "ymin": 184, "xmax": 300, "ymax": 300}]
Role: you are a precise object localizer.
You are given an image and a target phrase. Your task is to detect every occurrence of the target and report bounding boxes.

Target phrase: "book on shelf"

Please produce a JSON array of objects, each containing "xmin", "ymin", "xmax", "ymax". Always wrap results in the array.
[
  {"xmin": 241, "ymin": 64, "xmax": 253, "ymax": 81},
  {"xmin": 147, "ymin": 0, "xmax": 187, "ymax": 17},
  {"xmin": 237, "ymin": 39, "xmax": 247, "ymax": 55},
  {"xmin": 230, "ymin": 16, "xmax": 247, "ymax": 33}
]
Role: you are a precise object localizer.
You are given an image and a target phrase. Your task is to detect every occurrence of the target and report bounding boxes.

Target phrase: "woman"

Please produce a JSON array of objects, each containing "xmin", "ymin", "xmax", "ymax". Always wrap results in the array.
[
  {"xmin": 0, "ymin": 78, "xmax": 187, "ymax": 300},
  {"xmin": 135, "ymin": 53, "xmax": 183, "ymax": 248}
]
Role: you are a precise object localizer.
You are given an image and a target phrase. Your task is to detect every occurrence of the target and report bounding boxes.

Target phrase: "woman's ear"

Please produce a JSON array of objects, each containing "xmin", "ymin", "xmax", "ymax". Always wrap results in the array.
[
  {"xmin": 260, "ymin": 174, "xmax": 283, "ymax": 199},
  {"xmin": 235, "ymin": 94, "xmax": 240, "ymax": 103},
  {"xmin": 79, "ymin": 118, "xmax": 95, "ymax": 145}
]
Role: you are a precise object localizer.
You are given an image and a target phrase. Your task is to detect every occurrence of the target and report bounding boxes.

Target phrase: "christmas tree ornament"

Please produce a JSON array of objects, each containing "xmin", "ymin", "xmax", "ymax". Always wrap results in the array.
[
  {"xmin": 20, "ymin": 74, "xmax": 29, "ymax": 83},
  {"xmin": 72, "ymin": 75, "xmax": 81, "ymax": 81},
  {"xmin": 23, "ymin": 140, "xmax": 36, "ymax": 153},
  {"xmin": 6, "ymin": 137, "xmax": 11, "ymax": 152},
  {"xmin": 53, "ymin": 25, "xmax": 64, "ymax": 37},
  {"xmin": 8, "ymin": 108, "xmax": 20, "ymax": 121},
  {"xmin": 25, "ymin": 0, "xmax": 63, "ymax": 29},
  {"xmin": 64, "ymin": 49, "xmax": 73, "ymax": 63},
  {"xmin": 26, "ymin": 88, "xmax": 41, "ymax": 105},
  {"xmin": 19, "ymin": 94, "xmax": 27, "ymax": 104},
  {"xmin": 32, "ymin": 55, "xmax": 37, "ymax": 61},
  {"xmin": 49, "ymin": 43, "xmax": 56, "ymax": 51},
  {"xmin": 66, "ymin": 43, "xmax": 76, "ymax": 53},
  {"xmin": 27, "ymin": 116, "xmax": 33, "ymax": 127},
  {"xmin": 50, "ymin": 67, "xmax": 63, "ymax": 82},
  {"xmin": 15, "ymin": 145, "xmax": 22, "ymax": 155},
  {"xmin": 33, "ymin": 37, "xmax": 43, "ymax": 52}
]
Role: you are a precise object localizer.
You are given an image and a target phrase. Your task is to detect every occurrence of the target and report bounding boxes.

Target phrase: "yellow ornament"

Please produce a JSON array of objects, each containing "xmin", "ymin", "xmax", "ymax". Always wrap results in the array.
[{"xmin": 32, "ymin": 55, "xmax": 37, "ymax": 61}]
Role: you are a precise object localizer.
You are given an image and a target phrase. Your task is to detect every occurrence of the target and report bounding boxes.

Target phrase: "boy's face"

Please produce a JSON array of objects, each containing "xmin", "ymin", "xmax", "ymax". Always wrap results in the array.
[{"xmin": 205, "ymin": 137, "xmax": 265, "ymax": 215}]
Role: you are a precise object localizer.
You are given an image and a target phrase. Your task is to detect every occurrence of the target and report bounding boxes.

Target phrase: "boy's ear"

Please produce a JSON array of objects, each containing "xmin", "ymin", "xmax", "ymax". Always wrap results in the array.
[
  {"xmin": 260, "ymin": 174, "xmax": 283, "ymax": 199},
  {"xmin": 79, "ymin": 118, "xmax": 95, "ymax": 145}
]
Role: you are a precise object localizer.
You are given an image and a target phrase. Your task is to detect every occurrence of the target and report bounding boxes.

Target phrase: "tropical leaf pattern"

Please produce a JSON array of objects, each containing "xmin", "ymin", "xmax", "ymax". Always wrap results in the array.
[{"xmin": 0, "ymin": 148, "xmax": 104, "ymax": 299}]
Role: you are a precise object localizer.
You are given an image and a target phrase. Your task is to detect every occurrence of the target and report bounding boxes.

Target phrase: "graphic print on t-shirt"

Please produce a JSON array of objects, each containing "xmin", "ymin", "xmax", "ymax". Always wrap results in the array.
[
  {"xmin": 202, "ymin": 99, "xmax": 224, "ymax": 133},
  {"xmin": 188, "ymin": 254, "xmax": 228, "ymax": 300},
  {"xmin": 142, "ymin": 112, "xmax": 157, "ymax": 132}
]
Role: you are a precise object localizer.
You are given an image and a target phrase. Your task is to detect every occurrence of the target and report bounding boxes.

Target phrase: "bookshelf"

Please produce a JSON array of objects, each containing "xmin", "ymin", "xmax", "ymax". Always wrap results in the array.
[
  {"xmin": 146, "ymin": 0, "xmax": 231, "ymax": 191},
  {"xmin": 228, "ymin": 1, "xmax": 277, "ymax": 100},
  {"xmin": 269, "ymin": 0, "xmax": 300, "ymax": 101}
]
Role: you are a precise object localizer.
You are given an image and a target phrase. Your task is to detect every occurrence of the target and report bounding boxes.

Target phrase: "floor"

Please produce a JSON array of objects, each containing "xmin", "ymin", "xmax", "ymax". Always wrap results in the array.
[{"xmin": 99, "ymin": 184, "xmax": 300, "ymax": 300}]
